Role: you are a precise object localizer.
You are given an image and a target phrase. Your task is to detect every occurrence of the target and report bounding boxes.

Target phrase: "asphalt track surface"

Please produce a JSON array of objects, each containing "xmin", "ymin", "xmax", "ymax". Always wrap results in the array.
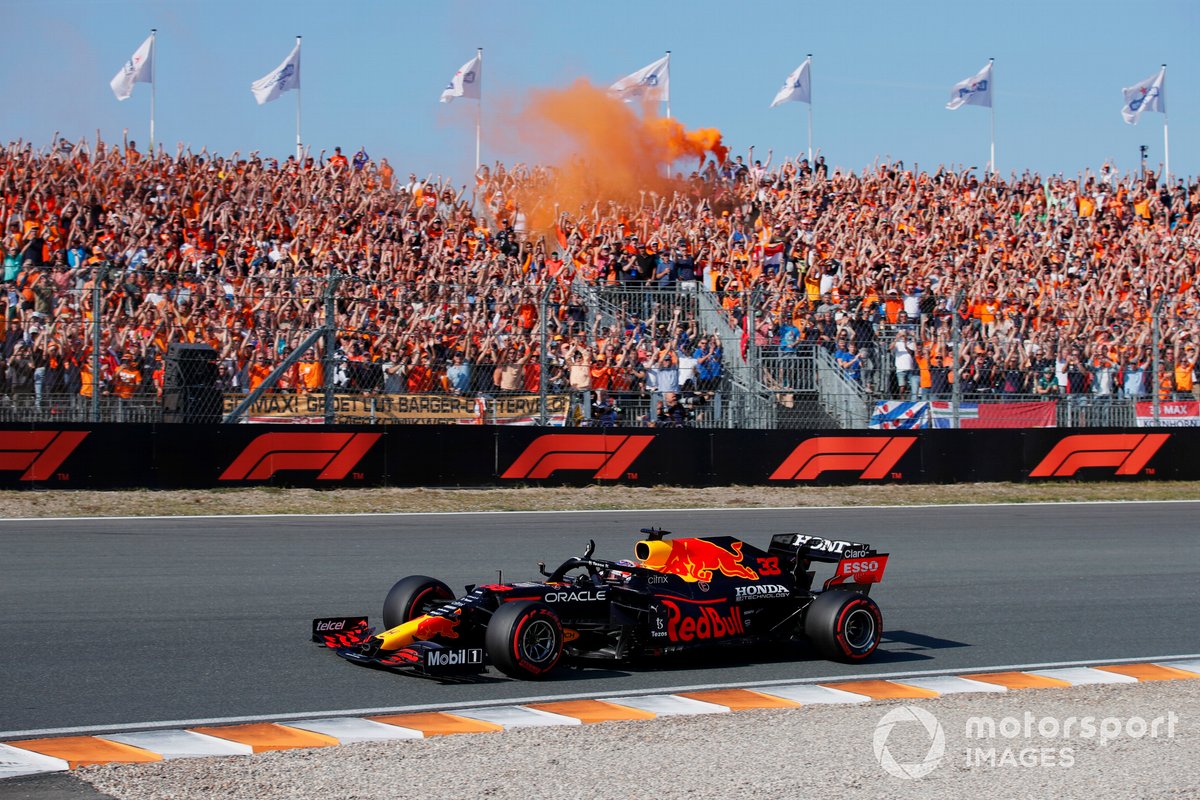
[{"xmin": 1, "ymin": 503, "xmax": 1198, "ymax": 737}]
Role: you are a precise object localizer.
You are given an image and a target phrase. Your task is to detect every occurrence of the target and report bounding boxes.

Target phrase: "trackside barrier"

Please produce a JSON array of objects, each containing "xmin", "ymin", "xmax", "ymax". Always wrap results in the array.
[{"xmin": 0, "ymin": 426, "xmax": 1191, "ymax": 489}]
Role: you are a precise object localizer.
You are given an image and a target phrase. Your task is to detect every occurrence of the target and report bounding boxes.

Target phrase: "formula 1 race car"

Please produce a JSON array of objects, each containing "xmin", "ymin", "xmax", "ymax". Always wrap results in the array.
[{"xmin": 312, "ymin": 528, "xmax": 889, "ymax": 680}]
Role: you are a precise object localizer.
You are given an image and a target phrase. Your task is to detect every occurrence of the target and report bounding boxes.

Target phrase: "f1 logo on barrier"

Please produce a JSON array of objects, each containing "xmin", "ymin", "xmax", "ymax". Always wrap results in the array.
[
  {"xmin": 0, "ymin": 431, "xmax": 89, "ymax": 480},
  {"xmin": 770, "ymin": 437, "xmax": 916, "ymax": 481},
  {"xmin": 501, "ymin": 434, "xmax": 653, "ymax": 480},
  {"xmin": 1029, "ymin": 433, "xmax": 1169, "ymax": 478},
  {"xmin": 220, "ymin": 433, "xmax": 381, "ymax": 481}
]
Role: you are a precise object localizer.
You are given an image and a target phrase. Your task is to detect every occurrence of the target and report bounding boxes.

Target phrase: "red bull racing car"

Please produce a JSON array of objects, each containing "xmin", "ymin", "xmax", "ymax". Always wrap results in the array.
[{"xmin": 312, "ymin": 528, "xmax": 889, "ymax": 680}]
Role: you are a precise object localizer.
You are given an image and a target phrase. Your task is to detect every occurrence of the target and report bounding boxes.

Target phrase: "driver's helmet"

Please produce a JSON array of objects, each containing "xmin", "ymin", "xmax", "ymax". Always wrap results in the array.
[{"xmin": 602, "ymin": 559, "xmax": 637, "ymax": 583}]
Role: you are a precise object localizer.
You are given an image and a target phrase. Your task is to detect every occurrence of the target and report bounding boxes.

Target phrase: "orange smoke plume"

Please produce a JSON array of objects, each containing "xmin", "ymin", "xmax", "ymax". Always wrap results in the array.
[
  {"xmin": 646, "ymin": 118, "xmax": 730, "ymax": 166},
  {"xmin": 513, "ymin": 79, "xmax": 727, "ymax": 231}
]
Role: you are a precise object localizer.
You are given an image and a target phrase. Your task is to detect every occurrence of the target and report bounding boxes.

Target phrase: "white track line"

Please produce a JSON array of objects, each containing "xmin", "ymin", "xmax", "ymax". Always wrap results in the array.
[
  {"xmin": 2, "ymin": 498, "xmax": 1199, "ymax": 524},
  {"xmin": 4, "ymin": 652, "xmax": 1198, "ymax": 740}
]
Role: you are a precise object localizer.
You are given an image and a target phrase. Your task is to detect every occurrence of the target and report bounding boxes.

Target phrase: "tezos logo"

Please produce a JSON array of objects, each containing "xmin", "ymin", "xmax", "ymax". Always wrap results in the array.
[{"xmin": 874, "ymin": 705, "xmax": 946, "ymax": 780}]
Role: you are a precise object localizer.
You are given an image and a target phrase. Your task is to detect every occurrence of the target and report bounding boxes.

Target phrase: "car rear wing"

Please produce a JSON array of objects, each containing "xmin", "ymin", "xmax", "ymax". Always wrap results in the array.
[
  {"xmin": 769, "ymin": 533, "xmax": 879, "ymax": 563},
  {"xmin": 769, "ymin": 533, "xmax": 889, "ymax": 592}
]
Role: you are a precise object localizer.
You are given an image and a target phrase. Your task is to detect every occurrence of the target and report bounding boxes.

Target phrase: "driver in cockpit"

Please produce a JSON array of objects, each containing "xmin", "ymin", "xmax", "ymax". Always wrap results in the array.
[{"xmin": 601, "ymin": 559, "xmax": 638, "ymax": 584}]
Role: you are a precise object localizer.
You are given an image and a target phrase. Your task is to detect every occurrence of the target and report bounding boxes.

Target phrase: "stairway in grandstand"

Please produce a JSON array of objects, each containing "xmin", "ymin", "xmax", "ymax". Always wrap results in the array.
[{"xmin": 576, "ymin": 283, "xmax": 856, "ymax": 429}]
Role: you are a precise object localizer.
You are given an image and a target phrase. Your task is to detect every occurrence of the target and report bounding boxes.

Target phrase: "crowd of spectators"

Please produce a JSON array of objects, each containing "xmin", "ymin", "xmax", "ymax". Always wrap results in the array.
[{"xmin": 2, "ymin": 131, "xmax": 1198, "ymax": 419}]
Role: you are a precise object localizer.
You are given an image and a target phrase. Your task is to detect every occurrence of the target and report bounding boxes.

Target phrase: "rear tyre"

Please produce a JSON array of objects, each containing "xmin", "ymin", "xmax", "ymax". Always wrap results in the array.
[
  {"xmin": 485, "ymin": 601, "xmax": 564, "ymax": 679},
  {"xmin": 382, "ymin": 575, "xmax": 454, "ymax": 629},
  {"xmin": 804, "ymin": 591, "xmax": 882, "ymax": 662}
]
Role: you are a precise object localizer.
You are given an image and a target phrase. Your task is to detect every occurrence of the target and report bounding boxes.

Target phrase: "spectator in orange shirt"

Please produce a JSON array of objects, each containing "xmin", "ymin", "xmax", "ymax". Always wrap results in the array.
[
  {"xmin": 110, "ymin": 352, "xmax": 142, "ymax": 400},
  {"xmin": 297, "ymin": 350, "xmax": 323, "ymax": 393},
  {"xmin": 247, "ymin": 354, "xmax": 273, "ymax": 393}
]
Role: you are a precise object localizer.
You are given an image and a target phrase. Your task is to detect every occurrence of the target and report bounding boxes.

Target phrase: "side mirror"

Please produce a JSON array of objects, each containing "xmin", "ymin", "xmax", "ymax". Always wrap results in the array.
[
  {"xmin": 537, "ymin": 561, "xmax": 551, "ymax": 578},
  {"xmin": 582, "ymin": 539, "xmax": 595, "ymax": 559}
]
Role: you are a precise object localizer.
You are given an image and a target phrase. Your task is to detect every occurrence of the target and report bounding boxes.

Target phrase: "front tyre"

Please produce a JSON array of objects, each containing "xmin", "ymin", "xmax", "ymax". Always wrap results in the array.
[
  {"xmin": 804, "ymin": 591, "xmax": 882, "ymax": 662},
  {"xmin": 485, "ymin": 601, "xmax": 564, "ymax": 679},
  {"xmin": 382, "ymin": 575, "xmax": 454, "ymax": 629}
]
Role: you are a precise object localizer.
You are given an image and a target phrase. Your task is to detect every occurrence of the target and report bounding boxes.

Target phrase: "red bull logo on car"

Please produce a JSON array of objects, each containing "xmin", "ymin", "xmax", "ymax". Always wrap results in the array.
[
  {"xmin": 662, "ymin": 599, "xmax": 744, "ymax": 642},
  {"xmin": 635, "ymin": 538, "xmax": 760, "ymax": 583},
  {"xmin": 414, "ymin": 614, "xmax": 460, "ymax": 640}
]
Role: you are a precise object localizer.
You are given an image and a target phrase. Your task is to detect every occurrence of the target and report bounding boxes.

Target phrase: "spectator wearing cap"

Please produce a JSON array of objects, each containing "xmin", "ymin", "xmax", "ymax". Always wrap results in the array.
[
  {"xmin": 590, "ymin": 388, "xmax": 621, "ymax": 427},
  {"xmin": 111, "ymin": 351, "xmax": 142, "ymax": 401},
  {"xmin": 891, "ymin": 330, "xmax": 917, "ymax": 399},
  {"xmin": 648, "ymin": 352, "xmax": 680, "ymax": 397},
  {"xmin": 653, "ymin": 247, "xmax": 676, "ymax": 289}
]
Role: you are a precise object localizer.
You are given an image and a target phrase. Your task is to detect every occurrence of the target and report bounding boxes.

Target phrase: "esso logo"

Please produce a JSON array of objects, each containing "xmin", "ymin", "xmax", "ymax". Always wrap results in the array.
[{"xmin": 841, "ymin": 559, "xmax": 880, "ymax": 575}]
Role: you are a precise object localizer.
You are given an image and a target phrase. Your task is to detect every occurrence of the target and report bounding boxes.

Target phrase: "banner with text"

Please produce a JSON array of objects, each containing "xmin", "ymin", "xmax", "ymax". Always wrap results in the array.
[
  {"xmin": 1135, "ymin": 401, "xmax": 1200, "ymax": 426},
  {"xmin": 223, "ymin": 393, "xmax": 569, "ymax": 425}
]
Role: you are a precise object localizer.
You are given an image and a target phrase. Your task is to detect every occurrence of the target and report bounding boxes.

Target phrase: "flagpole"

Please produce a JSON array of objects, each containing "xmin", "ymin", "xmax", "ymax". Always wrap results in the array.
[
  {"xmin": 295, "ymin": 36, "xmax": 303, "ymax": 159},
  {"xmin": 988, "ymin": 57, "xmax": 995, "ymax": 177},
  {"xmin": 475, "ymin": 47, "xmax": 483, "ymax": 175},
  {"xmin": 149, "ymin": 29, "xmax": 156, "ymax": 155},
  {"xmin": 1161, "ymin": 64, "xmax": 1169, "ymax": 186},
  {"xmin": 664, "ymin": 50, "xmax": 672, "ymax": 179},
  {"xmin": 664, "ymin": 50, "xmax": 671, "ymax": 118},
  {"xmin": 807, "ymin": 54, "xmax": 813, "ymax": 162}
]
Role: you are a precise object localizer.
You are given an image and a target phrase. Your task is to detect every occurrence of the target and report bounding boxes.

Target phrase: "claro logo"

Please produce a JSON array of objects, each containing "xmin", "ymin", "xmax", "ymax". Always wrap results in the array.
[
  {"xmin": 0, "ymin": 431, "xmax": 89, "ymax": 480},
  {"xmin": 501, "ymin": 434, "xmax": 653, "ymax": 480},
  {"xmin": 220, "ymin": 433, "xmax": 381, "ymax": 480},
  {"xmin": 1029, "ymin": 434, "xmax": 1168, "ymax": 478},
  {"xmin": 770, "ymin": 437, "xmax": 916, "ymax": 481}
]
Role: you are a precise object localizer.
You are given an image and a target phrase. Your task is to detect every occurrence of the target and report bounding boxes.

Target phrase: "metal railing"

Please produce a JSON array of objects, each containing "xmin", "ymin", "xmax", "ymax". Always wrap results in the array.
[{"xmin": 1, "ymin": 271, "xmax": 1187, "ymax": 429}]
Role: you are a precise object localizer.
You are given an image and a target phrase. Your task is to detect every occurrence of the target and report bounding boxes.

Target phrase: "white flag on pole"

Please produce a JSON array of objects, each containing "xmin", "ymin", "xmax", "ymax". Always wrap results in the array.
[
  {"xmin": 770, "ymin": 58, "xmax": 812, "ymax": 108},
  {"xmin": 440, "ymin": 52, "xmax": 482, "ymax": 103},
  {"xmin": 110, "ymin": 34, "xmax": 154, "ymax": 101},
  {"xmin": 946, "ymin": 61, "xmax": 992, "ymax": 110},
  {"xmin": 1121, "ymin": 67, "xmax": 1166, "ymax": 125},
  {"xmin": 609, "ymin": 54, "xmax": 670, "ymax": 103},
  {"xmin": 251, "ymin": 41, "xmax": 301, "ymax": 105}
]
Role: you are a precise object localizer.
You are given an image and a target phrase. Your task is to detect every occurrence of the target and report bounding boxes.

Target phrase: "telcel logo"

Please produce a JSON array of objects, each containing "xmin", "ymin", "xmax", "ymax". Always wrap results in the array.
[{"xmin": 316, "ymin": 620, "xmax": 346, "ymax": 632}]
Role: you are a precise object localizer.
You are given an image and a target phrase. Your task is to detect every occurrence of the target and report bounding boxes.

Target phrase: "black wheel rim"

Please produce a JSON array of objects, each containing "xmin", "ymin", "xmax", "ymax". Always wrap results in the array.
[
  {"xmin": 843, "ymin": 607, "xmax": 877, "ymax": 651},
  {"xmin": 520, "ymin": 619, "xmax": 558, "ymax": 663}
]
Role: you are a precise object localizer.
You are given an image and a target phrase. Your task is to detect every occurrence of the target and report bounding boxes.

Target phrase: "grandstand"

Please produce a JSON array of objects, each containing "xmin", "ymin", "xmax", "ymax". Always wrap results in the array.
[{"xmin": 1, "ymin": 136, "xmax": 1197, "ymax": 427}]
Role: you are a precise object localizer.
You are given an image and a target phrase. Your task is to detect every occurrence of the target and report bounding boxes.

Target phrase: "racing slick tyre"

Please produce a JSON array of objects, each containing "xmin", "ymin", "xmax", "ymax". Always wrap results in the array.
[
  {"xmin": 804, "ymin": 591, "xmax": 883, "ymax": 662},
  {"xmin": 485, "ymin": 601, "xmax": 564, "ymax": 680},
  {"xmin": 382, "ymin": 575, "xmax": 455, "ymax": 629}
]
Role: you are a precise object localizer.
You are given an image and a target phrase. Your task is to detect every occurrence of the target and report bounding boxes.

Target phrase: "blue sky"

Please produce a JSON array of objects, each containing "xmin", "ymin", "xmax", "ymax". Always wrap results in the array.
[{"xmin": 4, "ymin": 0, "xmax": 1197, "ymax": 184}]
